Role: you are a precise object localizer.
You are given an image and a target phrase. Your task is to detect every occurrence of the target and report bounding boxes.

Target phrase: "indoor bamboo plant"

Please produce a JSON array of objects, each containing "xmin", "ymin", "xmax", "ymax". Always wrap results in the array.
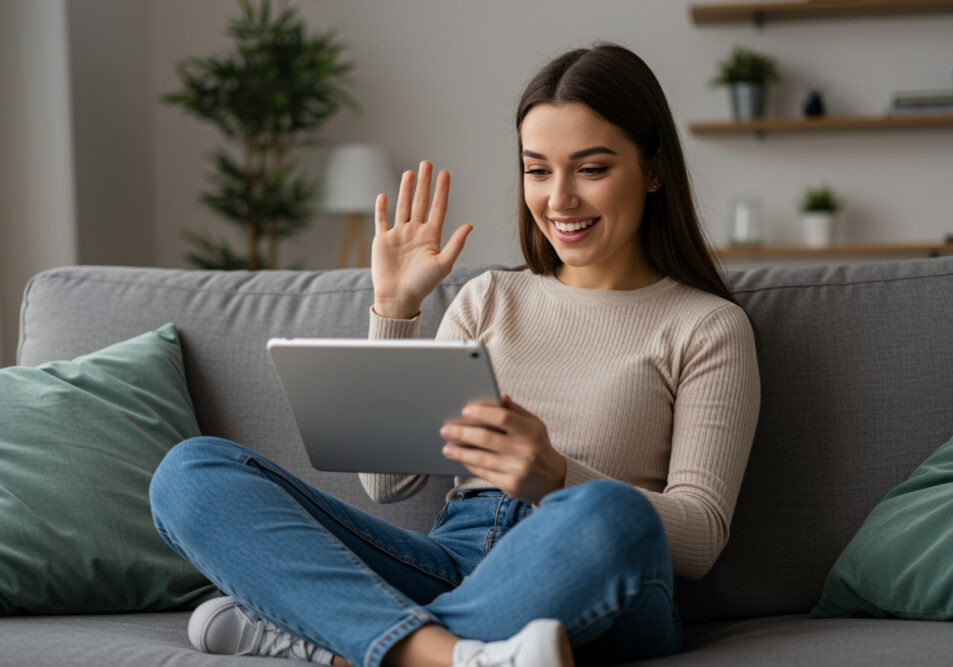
[{"xmin": 163, "ymin": 0, "xmax": 357, "ymax": 269}]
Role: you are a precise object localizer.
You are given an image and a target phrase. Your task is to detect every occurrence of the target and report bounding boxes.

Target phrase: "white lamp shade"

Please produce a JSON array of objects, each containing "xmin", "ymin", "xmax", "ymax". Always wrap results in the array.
[{"xmin": 321, "ymin": 143, "xmax": 398, "ymax": 215}]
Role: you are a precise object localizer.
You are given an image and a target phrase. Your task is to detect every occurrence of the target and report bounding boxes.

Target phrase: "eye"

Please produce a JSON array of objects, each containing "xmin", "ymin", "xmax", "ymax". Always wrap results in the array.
[
  {"xmin": 523, "ymin": 168, "xmax": 549, "ymax": 177},
  {"xmin": 579, "ymin": 166, "xmax": 609, "ymax": 176}
]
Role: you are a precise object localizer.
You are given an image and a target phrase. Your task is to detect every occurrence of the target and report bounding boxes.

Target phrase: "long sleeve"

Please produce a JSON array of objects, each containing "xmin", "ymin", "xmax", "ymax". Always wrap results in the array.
[
  {"xmin": 638, "ymin": 305, "xmax": 760, "ymax": 579},
  {"xmin": 545, "ymin": 304, "xmax": 759, "ymax": 578}
]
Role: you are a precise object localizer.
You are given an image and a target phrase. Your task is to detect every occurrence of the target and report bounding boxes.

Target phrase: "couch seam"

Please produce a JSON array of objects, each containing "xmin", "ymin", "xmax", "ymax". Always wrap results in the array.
[
  {"xmin": 35, "ymin": 266, "xmax": 953, "ymax": 300},
  {"xmin": 730, "ymin": 270, "xmax": 953, "ymax": 296},
  {"xmin": 28, "ymin": 270, "xmax": 488, "ymax": 299}
]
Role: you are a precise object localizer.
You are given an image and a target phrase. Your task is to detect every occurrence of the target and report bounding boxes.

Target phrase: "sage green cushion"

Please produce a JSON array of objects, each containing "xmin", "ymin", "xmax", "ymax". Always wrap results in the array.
[
  {"xmin": 812, "ymin": 435, "xmax": 953, "ymax": 619},
  {"xmin": 0, "ymin": 324, "xmax": 217, "ymax": 614}
]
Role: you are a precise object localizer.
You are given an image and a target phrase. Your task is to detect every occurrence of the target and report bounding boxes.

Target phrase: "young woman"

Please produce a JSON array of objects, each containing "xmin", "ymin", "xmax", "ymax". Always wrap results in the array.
[{"xmin": 150, "ymin": 43, "xmax": 760, "ymax": 667}]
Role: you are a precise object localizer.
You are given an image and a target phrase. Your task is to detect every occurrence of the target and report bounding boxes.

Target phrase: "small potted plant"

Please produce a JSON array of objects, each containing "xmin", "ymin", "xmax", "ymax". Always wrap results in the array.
[
  {"xmin": 710, "ymin": 46, "xmax": 781, "ymax": 120},
  {"xmin": 799, "ymin": 184, "xmax": 845, "ymax": 247}
]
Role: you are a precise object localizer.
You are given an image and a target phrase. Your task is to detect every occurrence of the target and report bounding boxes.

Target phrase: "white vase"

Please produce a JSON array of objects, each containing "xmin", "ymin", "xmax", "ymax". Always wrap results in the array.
[
  {"xmin": 729, "ymin": 197, "xmax": 765, "ymax": 246},
  {"xmin": 801, "ymin": 212, "xmax": 835, "ymax": 247}
]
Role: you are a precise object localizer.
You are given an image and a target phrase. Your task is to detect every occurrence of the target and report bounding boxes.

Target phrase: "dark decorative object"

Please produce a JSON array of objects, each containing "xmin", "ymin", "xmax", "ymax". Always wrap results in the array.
[{"xmin": 803, "ymin": 89, "xmax": 826, "ymax": 118}]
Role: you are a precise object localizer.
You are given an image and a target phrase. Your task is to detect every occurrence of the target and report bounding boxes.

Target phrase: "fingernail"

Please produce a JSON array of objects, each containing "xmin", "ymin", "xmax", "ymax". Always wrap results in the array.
[
  {"xmin": 440, "ymin": 426, "xmax": 453, "ymax": 437},
  {"xmin": 462, "ymin": 407, "xmax": 474, "ymax": 418},
  {"xmin": 443, "ymin": 445, "xmax": 455, "ymax": 457}
]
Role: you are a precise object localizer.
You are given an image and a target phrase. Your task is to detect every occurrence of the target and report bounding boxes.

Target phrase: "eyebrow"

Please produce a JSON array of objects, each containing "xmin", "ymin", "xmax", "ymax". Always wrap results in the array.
[{"xmin": 521, "ymin": 146, "xmax": 618, "ymax": 161}]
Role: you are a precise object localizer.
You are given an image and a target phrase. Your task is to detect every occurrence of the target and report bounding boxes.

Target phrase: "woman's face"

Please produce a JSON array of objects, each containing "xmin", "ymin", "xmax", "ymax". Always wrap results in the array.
[{"xmin": 520, "ymin": 102, "xmax": 661, "ymax": 289}]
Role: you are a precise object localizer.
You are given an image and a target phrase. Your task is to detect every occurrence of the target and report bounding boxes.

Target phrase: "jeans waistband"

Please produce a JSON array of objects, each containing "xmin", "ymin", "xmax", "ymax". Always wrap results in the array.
[{"xmin": 451, "ymin": 488, "xmax": 504, "ymax": 501}]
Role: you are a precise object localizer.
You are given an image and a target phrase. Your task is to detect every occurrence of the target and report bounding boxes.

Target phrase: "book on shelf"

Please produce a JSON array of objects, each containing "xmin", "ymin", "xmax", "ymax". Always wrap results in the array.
[
  {"xmin": 888, "ymin": 103, "xmax": 953, "ymax": 115},
  {"xmin": 889, "ymin": 89, "xmax": 953, "ymax": 114}
]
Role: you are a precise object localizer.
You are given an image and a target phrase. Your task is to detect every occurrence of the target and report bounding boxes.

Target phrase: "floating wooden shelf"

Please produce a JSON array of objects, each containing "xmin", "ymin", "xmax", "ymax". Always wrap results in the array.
[
  {"xmin": 691, "ymin": 0, "xmax": 953, "ymax": 26},
  {"xmin": 714, "ymin": 242, "xmax": 953, "ymax": 258},
  {"xmin": 689, "ymin": 113, "xmax": 953, "ymax": 135}
]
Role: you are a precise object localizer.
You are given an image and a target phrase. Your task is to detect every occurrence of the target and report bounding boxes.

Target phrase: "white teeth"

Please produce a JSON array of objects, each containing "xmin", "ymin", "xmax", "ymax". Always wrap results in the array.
[{"xmin": 553, "ymin": 218, "xmax": 597, "ymax": 232}]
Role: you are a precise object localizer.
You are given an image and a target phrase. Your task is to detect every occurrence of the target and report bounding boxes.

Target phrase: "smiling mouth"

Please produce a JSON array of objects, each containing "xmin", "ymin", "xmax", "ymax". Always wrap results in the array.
[{"xmin": 551, "ymin": 217, "xmax": 600, "ymax": 233}]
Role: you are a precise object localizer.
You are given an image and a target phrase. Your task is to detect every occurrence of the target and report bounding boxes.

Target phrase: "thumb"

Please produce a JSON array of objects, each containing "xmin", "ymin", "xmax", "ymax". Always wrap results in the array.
[{"xmin": 439, "ymin": 223, "xmax": 473, "ymax": 267}]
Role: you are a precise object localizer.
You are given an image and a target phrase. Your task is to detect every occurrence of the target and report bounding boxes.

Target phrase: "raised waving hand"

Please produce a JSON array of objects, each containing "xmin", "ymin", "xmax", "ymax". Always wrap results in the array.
[{"xmin": 372, "ymin": 161, "xmax": 472, "ymax": 319}]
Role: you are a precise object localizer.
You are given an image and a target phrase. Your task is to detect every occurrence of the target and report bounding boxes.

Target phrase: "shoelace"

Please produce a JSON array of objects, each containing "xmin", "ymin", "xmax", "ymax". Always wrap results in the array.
[{"xmin": 238, "ymin": 608, "xmax": 323, "ymax": 661}]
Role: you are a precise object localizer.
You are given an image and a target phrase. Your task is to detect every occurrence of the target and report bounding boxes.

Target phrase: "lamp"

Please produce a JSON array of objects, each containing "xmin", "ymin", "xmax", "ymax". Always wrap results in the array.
[{"xmin": 321, "ymin": 143, "xmax": 397, "ymax": 269}]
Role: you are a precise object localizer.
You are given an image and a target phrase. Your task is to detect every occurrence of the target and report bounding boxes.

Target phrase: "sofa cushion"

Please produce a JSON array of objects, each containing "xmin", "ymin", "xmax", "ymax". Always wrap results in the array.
[
  {"xmin": 812, "ymin": 434, "xmax": 953, "ymax": 619},
  {"xmin": 641, "ymin": 614, "xmax": 953, "ymax": 666},
  {"xmin": 0, "ymin": 612, "xmax": 282, "ymax": 666},
  {"xmin": 0, "ymin": 324, "xmax": 217, "ymax": 614},
  {"xmin": 1, "ymin": 612, "xmax": 951, "ymax": 666}
]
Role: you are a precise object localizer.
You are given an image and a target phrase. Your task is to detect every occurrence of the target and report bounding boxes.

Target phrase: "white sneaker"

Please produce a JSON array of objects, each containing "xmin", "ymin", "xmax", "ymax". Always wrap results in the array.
[
  {"xmin": 188, "ymin": 595, "xmax": 335, "ymax": 664},
  {"xmin": 451, "ymin": 619, "xmax": 575, "ymax": 667}
]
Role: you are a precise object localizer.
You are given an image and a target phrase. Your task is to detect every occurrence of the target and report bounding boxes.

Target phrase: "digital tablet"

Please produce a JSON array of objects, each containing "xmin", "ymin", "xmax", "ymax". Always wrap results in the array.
[{"xmin": 267, "ymin": 338, "xmax": 501, "ymax": 476}]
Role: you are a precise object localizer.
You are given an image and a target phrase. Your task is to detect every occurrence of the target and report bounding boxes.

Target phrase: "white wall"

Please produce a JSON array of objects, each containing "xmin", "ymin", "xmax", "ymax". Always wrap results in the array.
[
  {"xmin": 67, "ymin": 0, "xmax": 155, "ymax": 268},
  {"xmin": 149, "ymin": 0, "xmax": 953, "ymax": 271},
  {"xmin": 4, "ymin": 0, "xmax": 950, "ymax": 364},
  {"xmin": 0, "ymin": 0, "xmax": 79, "ymax": 367}
]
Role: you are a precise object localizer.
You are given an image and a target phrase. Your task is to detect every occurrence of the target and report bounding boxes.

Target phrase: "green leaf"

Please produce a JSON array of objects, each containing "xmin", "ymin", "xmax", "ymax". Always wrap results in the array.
[{"xmin": 710, "ymin": 46, "xmax": 780, "ymax": 87}]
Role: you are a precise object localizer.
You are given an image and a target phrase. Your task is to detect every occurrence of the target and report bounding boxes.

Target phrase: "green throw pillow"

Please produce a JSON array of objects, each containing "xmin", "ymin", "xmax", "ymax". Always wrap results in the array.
[
  {"xmin": 0, "ymin": 323, "xmax": 218, "ymax": 614},
  {"xmin": 812, "ymin": 435, "xmax": 953, "ymax": 619}
]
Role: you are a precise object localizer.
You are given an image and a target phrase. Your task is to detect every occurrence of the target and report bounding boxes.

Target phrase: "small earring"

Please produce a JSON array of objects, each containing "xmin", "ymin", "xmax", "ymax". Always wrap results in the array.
[{"xmin": 650, "ymin": 184, "xmax": 657, "ymax": 191}]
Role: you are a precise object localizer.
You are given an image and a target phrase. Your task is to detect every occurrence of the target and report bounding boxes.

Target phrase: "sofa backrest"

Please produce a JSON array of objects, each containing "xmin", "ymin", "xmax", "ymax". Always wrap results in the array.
[
  {"xmin": 677, "ymin": 257, "xmax": 953, "ymax": 623},
  {"xmin": 18, "ymin": 258, "xmax": 953, "ymax": 625},
  {"xmin": 17, "ymin": 265, "xmax": 499, "ymax": 533}
]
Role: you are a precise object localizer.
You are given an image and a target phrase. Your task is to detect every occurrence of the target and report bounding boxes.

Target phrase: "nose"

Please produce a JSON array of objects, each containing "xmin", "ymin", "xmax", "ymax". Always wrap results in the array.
[{"xmin": 548, "ymin": 173, "xmax": 578, "ymax": 212}]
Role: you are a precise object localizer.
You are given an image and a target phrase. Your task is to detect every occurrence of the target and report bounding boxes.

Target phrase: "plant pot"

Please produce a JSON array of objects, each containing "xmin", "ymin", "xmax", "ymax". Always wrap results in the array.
[
  {"xmin": 730, "ymin": 83, "xmax": 766, "ymax": 120},
  {"xmin": 801, "ymin": 212, "xmax": 836, "ymax": 247}
]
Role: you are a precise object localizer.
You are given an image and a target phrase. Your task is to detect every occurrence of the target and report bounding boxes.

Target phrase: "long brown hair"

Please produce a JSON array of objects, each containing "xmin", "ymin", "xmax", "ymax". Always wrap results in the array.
[{"xmin": 516, "ymin": 43, "xmax": 741, "ymax": 310}]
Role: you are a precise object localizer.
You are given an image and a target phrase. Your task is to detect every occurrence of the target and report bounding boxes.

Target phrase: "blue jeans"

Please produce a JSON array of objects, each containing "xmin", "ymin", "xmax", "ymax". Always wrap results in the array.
[{"xmin": 150, "ymin": 437, "xmax": 681, "ymax": 667}]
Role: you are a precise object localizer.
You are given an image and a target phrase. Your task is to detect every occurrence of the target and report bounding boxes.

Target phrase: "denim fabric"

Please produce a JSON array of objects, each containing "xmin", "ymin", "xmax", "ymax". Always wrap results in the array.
[{"xmin": 150, "ymin": 437, "xmax": 681, "ymax": 667}]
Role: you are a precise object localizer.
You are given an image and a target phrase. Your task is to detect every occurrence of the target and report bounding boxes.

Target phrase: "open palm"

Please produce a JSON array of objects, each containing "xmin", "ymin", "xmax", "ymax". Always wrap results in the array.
[{"xmin": 372, "ymin": 161, "xmax": 472, "ymax": 319}]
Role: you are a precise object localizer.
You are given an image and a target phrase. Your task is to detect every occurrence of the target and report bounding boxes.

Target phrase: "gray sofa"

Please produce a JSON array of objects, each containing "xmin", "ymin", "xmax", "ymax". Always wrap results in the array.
[{"xmin": 5, "ymin": 257, "xmax": 953, "ymax": 666}]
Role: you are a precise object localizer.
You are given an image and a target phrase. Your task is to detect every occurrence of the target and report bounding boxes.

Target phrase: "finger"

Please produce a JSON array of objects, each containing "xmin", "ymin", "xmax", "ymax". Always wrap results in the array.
[
  {"xmin": 438, "ymin": 224, "xmax": 472, "ymax": 269},
  {"xmin": 461, "ymin": 402, "xmax": 513, "ymax": 431},
  {"xmin": 374, "ymin": 193, "xmax": 389, "ymax": 234},
  {"xmin": 440, "ymin": 423, "xmax": 501, "ymax": 451},
  {"xmin": 410, "ymin": 161, "xmax": 433, "ymax": 222},
  {"xmin": 395, "ymin": 170, "xmax": 415, "ymax": 223},
  {"xmin": 427, "ymin": 170, "xmax": 450, "ymax": 228},
  {"xmin": 443, "ymin": 442, "xmax": 508, "ymax": 474}
]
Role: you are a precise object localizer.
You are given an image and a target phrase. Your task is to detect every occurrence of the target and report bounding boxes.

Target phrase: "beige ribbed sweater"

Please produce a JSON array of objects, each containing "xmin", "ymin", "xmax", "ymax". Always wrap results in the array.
[{"xmin": 361, "ymin": 269, "xmax": 760, "ymax": 579}]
